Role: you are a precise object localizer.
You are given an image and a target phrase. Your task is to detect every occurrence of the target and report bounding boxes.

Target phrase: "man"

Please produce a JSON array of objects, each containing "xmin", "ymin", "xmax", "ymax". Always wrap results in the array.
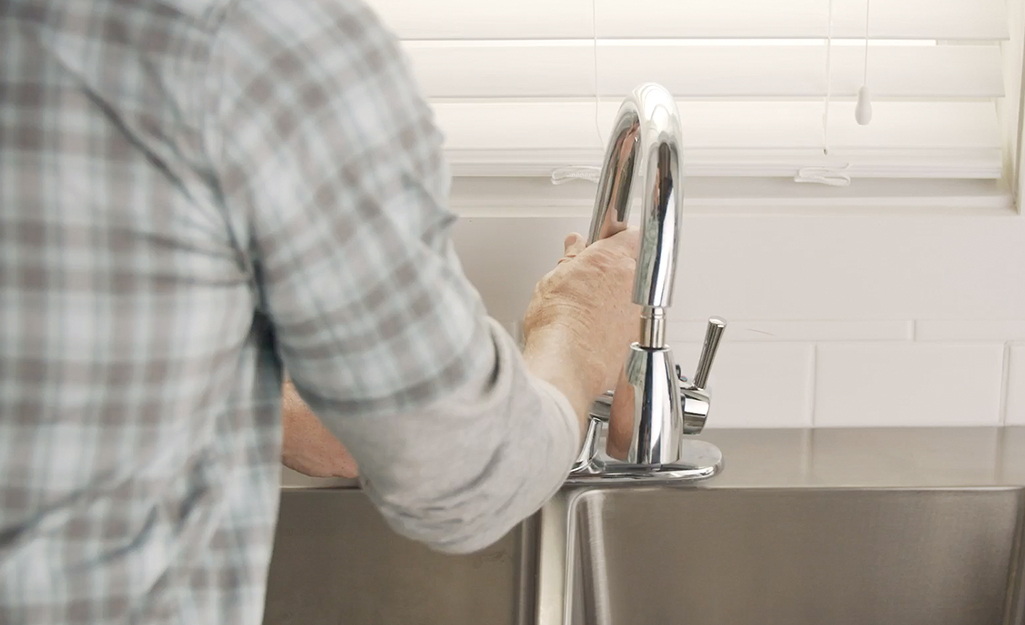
[{"xmin": 0, "ymin": 1, "xmax": 638, "ymax": 624}]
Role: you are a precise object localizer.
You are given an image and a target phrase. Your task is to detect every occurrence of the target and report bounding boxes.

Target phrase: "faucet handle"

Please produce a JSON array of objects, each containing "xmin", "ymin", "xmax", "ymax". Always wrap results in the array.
[
  {"xmin": 693, "ymin": 317, "xmax": 726, "ymax": 390},
  {"xmin": 572, "ymin": 392, "xmax": 615, "ymax": 473},
  {"xmin": 676, "ymin": 317, "xmax": 726, "ymax": 435},
  {"xmin": 588, "ymin": 391, "xmax": 614, "ymax": 423}
]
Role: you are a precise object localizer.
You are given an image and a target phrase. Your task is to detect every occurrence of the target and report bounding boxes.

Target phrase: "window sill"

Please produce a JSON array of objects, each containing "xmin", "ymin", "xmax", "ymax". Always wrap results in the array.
[{"xmin": 448, "ymin": 176, "xmax": 1018, "ymax": 217}]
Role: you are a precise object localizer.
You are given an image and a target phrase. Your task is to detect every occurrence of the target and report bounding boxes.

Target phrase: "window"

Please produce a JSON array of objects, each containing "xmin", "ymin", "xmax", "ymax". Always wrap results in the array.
[{"xmin": 369, "ymin": 0, "xmax": 1024, "ymax": 211}]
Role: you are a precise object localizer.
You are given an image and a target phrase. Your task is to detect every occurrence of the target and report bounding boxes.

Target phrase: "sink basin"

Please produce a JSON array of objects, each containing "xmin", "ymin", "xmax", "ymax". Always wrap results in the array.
[
  {"xmin": 565, "ymin": 487, "xmax": 1025, "ymax": 625},
  {"xmin": 262, "ymin": 489, "xmax": 536, "ymax": 625},
  {"xmin": 265, "ymin": 429, "xmax": 1025, "ymax": 625}
]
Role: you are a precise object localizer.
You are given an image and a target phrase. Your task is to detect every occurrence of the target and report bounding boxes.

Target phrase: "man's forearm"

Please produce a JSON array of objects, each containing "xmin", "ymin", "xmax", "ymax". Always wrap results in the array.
[
  {"xmin": 521, "ymin": 324, "xmax": 599, "ymax": 436},
  {"xmin": 281, "ymin": 379, "xmax": 358, "ymax": 478}
]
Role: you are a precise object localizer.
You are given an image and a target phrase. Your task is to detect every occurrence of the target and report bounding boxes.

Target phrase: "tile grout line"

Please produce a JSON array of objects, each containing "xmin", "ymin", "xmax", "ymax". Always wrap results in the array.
[
  {"xmin": 999, "ymin": 341, "xmax": 1011, "ymax": 426},
  {"xmin": 804, "ymin": 345, "xmax": 818, "ymax": 478},
  {"xmin": 809, "ymin": 343, "xmax": 819, "ymax": 427}
]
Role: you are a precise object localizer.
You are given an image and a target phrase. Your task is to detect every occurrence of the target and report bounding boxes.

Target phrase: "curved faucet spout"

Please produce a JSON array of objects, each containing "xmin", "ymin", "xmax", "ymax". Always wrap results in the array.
[
  {"xmin": 588, "ymin": 83, "xmax": 683, "ymax": 324},
  {"xmin": 577, "ymin": 83, "xmax": 725, "ymax": 470}
]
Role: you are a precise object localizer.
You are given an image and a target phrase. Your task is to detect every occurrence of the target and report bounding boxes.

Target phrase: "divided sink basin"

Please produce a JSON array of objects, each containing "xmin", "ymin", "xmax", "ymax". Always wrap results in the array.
[
  {"xmin": 263, "ymin": 489, "xmax": 536, "ymax": 625},
  {"xmin": 264, "ymin": 429, "xmax": 1025, "ymax": 625},
  {"xmin": 565, "ymin": 487, "xmax": 1025, "ymax": 625}
]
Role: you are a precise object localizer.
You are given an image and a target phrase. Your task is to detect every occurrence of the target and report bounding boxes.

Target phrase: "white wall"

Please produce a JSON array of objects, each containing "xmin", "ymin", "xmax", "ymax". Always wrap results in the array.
[{"xmin": 451, "ymin": 210, "xmax": 1025, "ymax": 428}]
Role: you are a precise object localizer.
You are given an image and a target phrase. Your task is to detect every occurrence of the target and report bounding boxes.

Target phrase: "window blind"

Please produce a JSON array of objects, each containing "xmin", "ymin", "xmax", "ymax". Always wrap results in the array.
[{"xmin": 369, "ymin": 0, "xmax": 1012, "ymax": 181}]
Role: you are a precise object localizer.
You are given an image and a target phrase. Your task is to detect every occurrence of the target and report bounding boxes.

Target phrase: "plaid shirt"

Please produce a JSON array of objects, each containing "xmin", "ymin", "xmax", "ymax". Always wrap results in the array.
[{"xmin": 0, "ymin": 0, "xmax": 579, "ymax": 623}]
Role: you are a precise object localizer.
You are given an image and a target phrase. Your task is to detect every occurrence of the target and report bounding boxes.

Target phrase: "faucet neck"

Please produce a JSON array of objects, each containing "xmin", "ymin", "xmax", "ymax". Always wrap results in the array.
[
  {"xmin": 639, "ymin": 307, "xmax": 667, "ymax": 349},
  {"xmin": 588, "ymin": 83, "xmax": 684, "ymax": 312}
]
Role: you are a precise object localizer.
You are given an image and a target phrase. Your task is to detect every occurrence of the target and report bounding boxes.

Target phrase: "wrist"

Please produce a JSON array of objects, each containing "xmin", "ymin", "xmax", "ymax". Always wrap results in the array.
[{"xmin": 521, "ymin": 322, "xmax": 602, "ymax": 433}]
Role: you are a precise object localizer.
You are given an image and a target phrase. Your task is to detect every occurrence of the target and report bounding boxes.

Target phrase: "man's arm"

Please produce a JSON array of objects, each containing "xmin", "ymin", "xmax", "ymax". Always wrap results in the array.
[
  {"xmin": 215, "ymin": 0, "xmax": 636, "ymax": 553},
  {"xmin": 280, "ymin": 230, "xmax": 640, "ymax": 482},
  {"xmin": 281, "ymin": 378, "xmax": 358, "ymax": 479}
]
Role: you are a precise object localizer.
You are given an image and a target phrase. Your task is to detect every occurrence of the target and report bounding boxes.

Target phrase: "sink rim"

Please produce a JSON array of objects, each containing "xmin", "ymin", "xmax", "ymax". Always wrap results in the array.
[
  {"xmin": 556, "ymin": 484, "xmax": 1025, "ymax": 625},
  {"xmin": 281, "ymin": 427, "xmax": 1025, "ymax": 491}
]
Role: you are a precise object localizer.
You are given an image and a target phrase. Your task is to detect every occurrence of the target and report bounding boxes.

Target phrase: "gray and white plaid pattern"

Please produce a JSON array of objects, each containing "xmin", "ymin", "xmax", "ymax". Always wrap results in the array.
[{"xmin": 0, "ymin": 0, "xmax": 489, "ymax": 622}]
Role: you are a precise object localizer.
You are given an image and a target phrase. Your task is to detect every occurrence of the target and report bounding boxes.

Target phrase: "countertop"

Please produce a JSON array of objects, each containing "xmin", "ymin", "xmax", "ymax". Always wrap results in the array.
[{"xmin": 280, "ymin": 426, "xmax": 1025, "ymax": 490}]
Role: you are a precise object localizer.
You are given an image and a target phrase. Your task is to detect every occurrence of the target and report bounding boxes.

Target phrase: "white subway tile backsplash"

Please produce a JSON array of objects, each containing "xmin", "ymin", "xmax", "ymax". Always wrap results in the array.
[
  {"xmin": 453, "ymin": 214, "xmax": 1025, "ymax": 325},
  {"xmin": 915, "ymin": 319, "xmax": 1025, "ymax": 342},
  {"xmin": 454, "ymin": 211, "xmax": 1025, "ymax": 429},
  {"xmin": 814, "ymin": 343, "xmax": 1005, "ymax": 427},
  {"xmin": 453, "ymin": 216, "xmax": 589, "ymax": 323},
  {"xmin": 1004, "ymin": 344, "xmax": 1025, "ymax": 426},
  {"xmin": 668, "ymin": 320, "xmax": 912, "ymax": 343},
  {"xmin": 672, "ymin": 342, "xmax": 814, "ymax": 428}
]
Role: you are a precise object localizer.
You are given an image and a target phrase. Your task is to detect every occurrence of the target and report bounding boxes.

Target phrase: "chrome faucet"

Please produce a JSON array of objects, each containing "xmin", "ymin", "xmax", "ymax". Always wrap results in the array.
[{"xmin": 568, "ymin": 83, "xmax": 726, "ymax": 483}]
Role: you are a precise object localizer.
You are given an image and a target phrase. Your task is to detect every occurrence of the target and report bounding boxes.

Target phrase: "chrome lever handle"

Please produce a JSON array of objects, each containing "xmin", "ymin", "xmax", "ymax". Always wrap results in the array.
[
  {"xmin": 572, "ymin": 392, "xmax": 613, "ymax": 472},
  {"xmin": 588, "ymin": 391, "xmax": 613, "ymax": 423},
  {"xmin": 676, "ymin": 317, "xmax": 726, "ymax": 435},
  {"xmin": 693, "ymin": 317, "xmax": 726, "ymax": 389}
]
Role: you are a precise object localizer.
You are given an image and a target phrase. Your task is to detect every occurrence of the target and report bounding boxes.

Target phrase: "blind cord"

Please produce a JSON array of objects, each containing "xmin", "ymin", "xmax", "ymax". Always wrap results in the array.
[
  {"xmin": 863, "ymin": 0, "xmax": 871, "ymax": 82},
  {"xmin": 561, "ymin": 0, "xmax": 858, "ymax": 188},
  {"xmin": 795, "ymin": 164, "xmax": 852, "ymax": 186},
  {"xmin": 551, "ymin": 0, "xmax": 605, "ymax": 186},
  {"xmin": 822, "ymin": 0, "xmax": 834, "ymax": 157},
  {"xmin": 592, "ymin": 0, "xmax": 604, "ymax": 147},
  {"xmin": 551, "ymin": 166, "xmax": 602, "ymax": 184},
  {"xmin": 855, "ymin": 0, "xmax": 874, "ymax": 125},
  {"xmin": 794, "ymin": 0, "xmax": 853, "ymax": 187}
]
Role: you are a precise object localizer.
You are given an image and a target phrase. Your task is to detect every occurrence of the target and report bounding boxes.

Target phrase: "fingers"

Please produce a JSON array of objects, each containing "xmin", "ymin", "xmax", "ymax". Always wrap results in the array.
[
  {"xmin": 564, "ymin": 232, "xmax": 586, "ymax": 255},
  {"xmin": 558, "ymin": 232, "xmax": 587, "ymax": 265},
  {"xmin": 558, "ymin": 228, "xmax": 638, "ymax": 267}
]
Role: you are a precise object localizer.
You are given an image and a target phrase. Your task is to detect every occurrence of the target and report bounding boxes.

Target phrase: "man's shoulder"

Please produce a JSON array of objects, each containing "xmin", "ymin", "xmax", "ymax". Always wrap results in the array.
[
  {"xmin": 214, "ymin": 0, "xmax": 410, "ymax": 125},
  {"xmin": 220, "ymin": 0, "xmax": 392, "ymax": 45}
]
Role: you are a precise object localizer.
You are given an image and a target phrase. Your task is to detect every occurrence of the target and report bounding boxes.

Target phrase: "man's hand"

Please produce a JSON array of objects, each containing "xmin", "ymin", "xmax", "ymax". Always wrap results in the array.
[
  {"xmin": 281, "ymin": 380, "xmax": 358, "ymax": 478},
  {"xmin": 520, "ymin": 229, "xmax": 640, "ymax": 434}
]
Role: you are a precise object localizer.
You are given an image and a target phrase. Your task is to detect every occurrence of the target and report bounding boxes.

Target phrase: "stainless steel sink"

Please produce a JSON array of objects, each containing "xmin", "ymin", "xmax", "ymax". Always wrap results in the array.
[
  {"xmin": 265, "ymin": 428, "xmax": 1025, "ymax": 625},
  {"xmin": 564, "ymin": 487, "xmax": 1025, "ymax": 625},
  {"xmin": 263, "ymin": 489, "xmax": 537, "ymax": 625}
]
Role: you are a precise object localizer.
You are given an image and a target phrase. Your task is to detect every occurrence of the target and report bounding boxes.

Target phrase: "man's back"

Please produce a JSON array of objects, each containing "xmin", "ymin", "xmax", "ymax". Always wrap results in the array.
[
  {"xmin": 0, "ymin": 0, "xmax": 639, "ymax": 622},
  {"xmin": 1, "ymin": 1, "xmax": 281, "ymax": 622}
]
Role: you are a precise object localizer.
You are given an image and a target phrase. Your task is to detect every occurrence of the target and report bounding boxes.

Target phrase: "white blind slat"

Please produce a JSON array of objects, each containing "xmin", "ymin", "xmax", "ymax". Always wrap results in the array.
[
  {"xmin": 407, "ymin": 43, "xmax": 1003, "ymax": 99},
  {"xmin": 369, "ymin": 0, "xmax": 1012, "ymax": 182},
  {"xmin": 435, "ymin": 102, "xmax": 999, "ymax": 151},
  {"xmin": 443, "ymin": 150, "xmax": 1002, "ymax": 179},
  {"xmin": 601, "ymin": 44, "xmax": 1003, "ymax": 98},
  {"xmin": 371, "ymin": 0, "xmax": 591, "ymax": 40},
  {"xmin": 594, "ymin": 0, "xmax": 1009, "ymax": 40},
  {"xmin": 375, "ymin": 0, "xmax": 1007, "ymax": 40}
]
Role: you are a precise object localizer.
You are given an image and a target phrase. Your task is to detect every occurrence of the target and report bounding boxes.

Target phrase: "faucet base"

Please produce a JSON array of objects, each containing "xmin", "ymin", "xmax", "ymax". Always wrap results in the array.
[{"xmin": 566, "ymin": 439, "xmax": 723, "ymax": 485}]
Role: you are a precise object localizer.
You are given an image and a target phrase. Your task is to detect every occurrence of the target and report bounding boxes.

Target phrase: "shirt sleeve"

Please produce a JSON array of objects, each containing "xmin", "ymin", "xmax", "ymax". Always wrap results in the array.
[
  {"xmin": 354, "ymin": 319, "xmax": 581, "ymax": 554},
  {"xmin": 212, "ymin": 0, "xmax": 580, "ymax": 552}
]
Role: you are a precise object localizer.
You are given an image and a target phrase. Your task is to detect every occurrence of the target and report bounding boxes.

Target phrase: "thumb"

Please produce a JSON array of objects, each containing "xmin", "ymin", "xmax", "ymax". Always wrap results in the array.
[{"xmin": 563, "ymin": 232, "xmax": 586, "ymax": 257}]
